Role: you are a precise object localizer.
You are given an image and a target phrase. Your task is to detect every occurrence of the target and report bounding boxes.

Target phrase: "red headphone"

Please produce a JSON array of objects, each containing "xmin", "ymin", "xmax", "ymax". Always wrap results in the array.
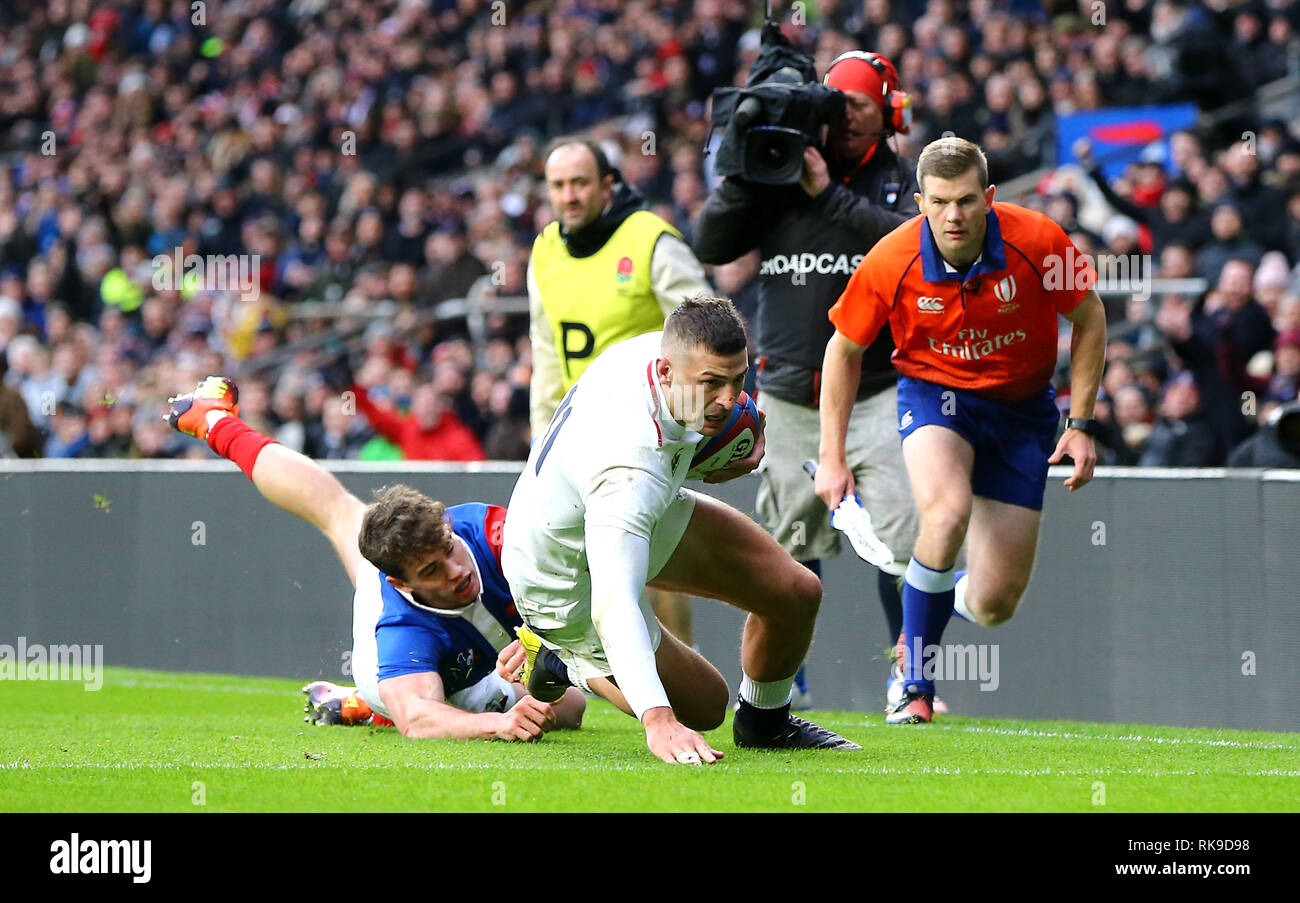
[{"xmin": 824, "ymin": 51, "xmax": 912, "ymax": 138}]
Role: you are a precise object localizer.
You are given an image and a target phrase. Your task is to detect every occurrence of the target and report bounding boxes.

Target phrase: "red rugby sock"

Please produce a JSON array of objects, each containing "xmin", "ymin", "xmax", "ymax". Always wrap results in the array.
[{"xmin": 207, "ymin": 415, "xmax": 277, "ymax": 481}]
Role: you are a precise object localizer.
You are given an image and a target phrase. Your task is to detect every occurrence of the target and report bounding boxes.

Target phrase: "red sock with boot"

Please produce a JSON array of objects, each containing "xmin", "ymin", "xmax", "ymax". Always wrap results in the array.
[{"xmin": 207, "ymin": 416, "xmax": 278, "ymax": 481}]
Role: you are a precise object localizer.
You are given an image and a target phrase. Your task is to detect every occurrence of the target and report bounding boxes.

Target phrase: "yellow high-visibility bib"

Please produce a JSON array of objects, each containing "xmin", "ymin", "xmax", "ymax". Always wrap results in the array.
[{"xmin": 531, "ymin": 210, "xmax": 680, "ymax": 388}]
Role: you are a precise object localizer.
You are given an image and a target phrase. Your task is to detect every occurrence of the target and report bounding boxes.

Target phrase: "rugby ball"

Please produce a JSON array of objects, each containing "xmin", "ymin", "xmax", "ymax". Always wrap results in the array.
[{"xmin": 687, "ymin": 392, "xmax": 761, "ymax": 479}]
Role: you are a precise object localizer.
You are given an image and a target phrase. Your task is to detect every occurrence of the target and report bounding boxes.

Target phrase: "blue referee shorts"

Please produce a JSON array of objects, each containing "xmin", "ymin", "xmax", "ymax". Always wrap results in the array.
[{"xmin": 896, "ymin": 375, "xmax": 1061, "ymax": 511}]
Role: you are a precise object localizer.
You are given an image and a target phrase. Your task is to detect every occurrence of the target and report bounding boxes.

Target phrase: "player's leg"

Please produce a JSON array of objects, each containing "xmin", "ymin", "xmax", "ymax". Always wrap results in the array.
[
  {"xmin": 299, "ymin": 554, "xmax": 398, "ymax": 728},
  {"xmin": 587, "ymin": 625, "xmax": 729, "ymax": 731},
  {"xmin": 961, "ymin": 497, "xmax": 1042, "ymax": 626},
  {"xmin": 954, "ymin": 384, "xmax": 1060, "ymax": 626},
  {"xmin": 652, "ymin": 627, "xmax": 728, "ymax": 729},
  {"xmin": 171, "ymin": 378, "xmax": 380, "ymax": 728},
  {"xmin": 648, "ymin": 587, "xmax": 693, "ymax": 645},
  {"xmin": 167, "ymin": 376, "xmax": 367, "ymax": 586},
  {"xmin": 651, "ymin": 493, "xmax": 820, "ymax": 680},
  {"xmin": 248, "ymin": 444, "xmax": 367, "ymax": 587},
  {"xmin": 349, "ymin": 558, "xmax": 393, "ymax": 722},
  {"xmin": 549, "ymin": 687, "xmax": 587, "ymax": 729},
  {"xmin": 888, "ymin": 421, "xmax": 975, "ymax": 724},
  {"xmin": 901, "ymin": 425, "xmax": 974, "ymax": 571},
  {"xmin": 649, "ymin": 493, "xmax": 859, "ymax": 749}
]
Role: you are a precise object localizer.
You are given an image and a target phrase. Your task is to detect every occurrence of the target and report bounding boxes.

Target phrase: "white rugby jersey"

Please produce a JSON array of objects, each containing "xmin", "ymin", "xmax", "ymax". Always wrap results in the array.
[{"xmin": 503, "ymin": 331, "xmax": 702, "ymax": 604}]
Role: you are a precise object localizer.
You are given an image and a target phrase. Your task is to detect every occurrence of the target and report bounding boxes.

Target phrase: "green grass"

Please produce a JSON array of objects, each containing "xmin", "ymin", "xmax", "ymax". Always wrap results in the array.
[{"xmin": 2, "ymin": 667, "xmax": 1297, "ymax": 812}]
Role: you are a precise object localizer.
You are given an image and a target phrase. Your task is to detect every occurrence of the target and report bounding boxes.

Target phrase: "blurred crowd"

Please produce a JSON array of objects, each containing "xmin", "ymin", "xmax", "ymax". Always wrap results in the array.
[
  {"xmin": 1, "ymin": 0, "xmax": 1299, "ymax": 465},
  {"xmin": 1028, "ymin": 122, "xmax": 1300, "ymax": 466}
]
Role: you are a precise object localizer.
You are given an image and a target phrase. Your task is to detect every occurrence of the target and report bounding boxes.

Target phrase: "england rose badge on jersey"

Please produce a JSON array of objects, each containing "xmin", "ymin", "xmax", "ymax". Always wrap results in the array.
[{"xmin": 616, "ymin": 256, "xmax": 633, "ymax": 283}]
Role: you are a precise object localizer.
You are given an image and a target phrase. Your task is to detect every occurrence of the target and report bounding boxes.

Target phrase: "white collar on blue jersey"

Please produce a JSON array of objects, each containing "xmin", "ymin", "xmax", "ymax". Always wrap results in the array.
[{"xmin": 395, "ymin": 534, "xmax": 485, "ymax": 619}]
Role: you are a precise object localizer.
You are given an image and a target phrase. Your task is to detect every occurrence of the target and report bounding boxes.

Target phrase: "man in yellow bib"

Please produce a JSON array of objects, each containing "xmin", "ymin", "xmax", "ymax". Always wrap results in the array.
[{"xmin": 528, "ymin": 137, "xmax": 713, "ymax": 643}]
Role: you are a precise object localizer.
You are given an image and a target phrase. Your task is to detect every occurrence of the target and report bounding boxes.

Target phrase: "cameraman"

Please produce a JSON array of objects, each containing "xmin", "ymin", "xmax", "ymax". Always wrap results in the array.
[{"xmin": 693, "ymin": 51, "xmax": 924, "ymax": 711}]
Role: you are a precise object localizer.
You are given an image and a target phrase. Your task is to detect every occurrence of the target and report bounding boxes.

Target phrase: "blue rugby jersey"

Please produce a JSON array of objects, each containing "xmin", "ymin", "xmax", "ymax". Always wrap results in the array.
[{"xmin": 373, "ymin": 503, "xmax": 523, "ymax": 695}]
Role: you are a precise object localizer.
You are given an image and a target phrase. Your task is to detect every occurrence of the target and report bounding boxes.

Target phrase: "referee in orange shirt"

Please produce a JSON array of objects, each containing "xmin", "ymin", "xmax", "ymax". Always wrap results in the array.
[{"xmin": 815, "ymin": 137, "xmax": 1108, "ymax": 723}]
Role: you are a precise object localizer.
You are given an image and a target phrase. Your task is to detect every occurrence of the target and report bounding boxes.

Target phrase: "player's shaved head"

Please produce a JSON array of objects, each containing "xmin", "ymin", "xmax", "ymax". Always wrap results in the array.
[
  {"xmin": 359, "ymin": 484, "xmax": 454, "ymax": 580},
  {"xmin": 660, "ymin": 295, "xmax": 750, "ymax": 432},
  {"xmin": 663, "ymin": 294, "xmax": 747, "ymax": 358}
]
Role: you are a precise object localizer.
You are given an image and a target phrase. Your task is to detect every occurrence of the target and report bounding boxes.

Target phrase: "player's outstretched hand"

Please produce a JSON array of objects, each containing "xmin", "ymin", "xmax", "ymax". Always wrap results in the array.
[
  {"xmin": 814, "ymin": 456, "xmax": 856, "ymax": 510},
  {"xmin": 496, "ymin": 639, "xmax": 525, "ymax": 682},
  {"xmin": 1049, "ymin": 428, "xmax": 1097, "ymax": 491},
  {"xmin": 492, "ymin": 695, "xmax": 556, "ymax": 741},
  {"xmin": 642, "ymin": 707, "xmax": 724, "ymax": 765},
  {"xmin": 703, "ymin": 409, "xmax": 766, "ymax": 484}
]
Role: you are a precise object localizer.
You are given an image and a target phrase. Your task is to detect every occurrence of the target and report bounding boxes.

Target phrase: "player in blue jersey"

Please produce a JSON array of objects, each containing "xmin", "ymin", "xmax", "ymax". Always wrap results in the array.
[{"xmin": 166, "ymin": 376, "xmax": 585, "ymax": 741}]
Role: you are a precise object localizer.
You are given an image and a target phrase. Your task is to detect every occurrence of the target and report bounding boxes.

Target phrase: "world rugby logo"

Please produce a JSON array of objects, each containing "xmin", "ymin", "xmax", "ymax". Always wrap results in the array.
[{"xmin": 993, "ymin": 276, "xmax": 1017, "ymax": 304}]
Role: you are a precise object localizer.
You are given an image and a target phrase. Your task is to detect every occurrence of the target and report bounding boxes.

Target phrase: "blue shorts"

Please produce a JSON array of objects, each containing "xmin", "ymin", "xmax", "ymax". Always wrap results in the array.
[{"xmin": 896, "ymin": 376, "xmax": 1060, "ymax": 511}]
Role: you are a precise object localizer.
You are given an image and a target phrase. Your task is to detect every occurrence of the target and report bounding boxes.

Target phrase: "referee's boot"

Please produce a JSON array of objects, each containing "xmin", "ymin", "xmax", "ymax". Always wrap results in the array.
[
  {"xmin": 732, "ymin": 698, "xmax": 862, "ymax": 750},
  {"xmin": 886, "ymin": 631, "xmax": 949, "ymax": 717},
  {"xmin": 885, "ymin": 685, "xmax": 934, "ymax": 725},
  {"xmin": 514, "ymin": 625, "xmax": 571, "ymax": 703},
  {"xmin": 166, "ymin": 376, "xmax": 239, "ymax": 439}
]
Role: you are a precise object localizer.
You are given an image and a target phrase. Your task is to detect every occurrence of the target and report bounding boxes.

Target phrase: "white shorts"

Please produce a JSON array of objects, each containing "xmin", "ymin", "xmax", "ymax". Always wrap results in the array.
[
  {"xmin": 509, "ymin": 487, "xmax": 698, "ymax": 687},
  {"xmin": 350, "ymin": 560, "xmax": 517, "ymax": 718}
]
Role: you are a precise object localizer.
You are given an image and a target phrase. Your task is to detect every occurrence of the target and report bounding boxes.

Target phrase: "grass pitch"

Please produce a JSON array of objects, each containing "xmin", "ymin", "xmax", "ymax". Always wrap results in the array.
[{"xmin": 2, "ymin": 667, "xmax": 1297, "ymax": 812}]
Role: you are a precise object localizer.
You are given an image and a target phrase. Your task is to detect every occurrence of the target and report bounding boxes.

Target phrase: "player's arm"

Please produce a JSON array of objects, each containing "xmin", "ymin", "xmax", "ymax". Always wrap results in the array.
[
  {"xmin": 379, "ymin": 670, "xmax": 555, "ymax": 741},
  {"xmin": 649, "ymin": 232, "xmax": 712, "ymax": 316},
  {"xmin": 815, "ymin": 330, "xmax": 867, "ymax": 508},
  {"xmin": 527, "ymin": 255, "xmax": 564, "ymax": 440},
  {"xmin": 1049, "ymin": 288, "xmax": 1107, "ymax": 490},
  {"xmin": 585, "ymin": 522, "xmax": 667, "ymax": 719},
  {"xmin": 586, "ymin": 523, "xmax": 720, "ymax": 764},
  {"xmin": 584, "ymin": 471, "xmax": 722, "ymax": 764}
]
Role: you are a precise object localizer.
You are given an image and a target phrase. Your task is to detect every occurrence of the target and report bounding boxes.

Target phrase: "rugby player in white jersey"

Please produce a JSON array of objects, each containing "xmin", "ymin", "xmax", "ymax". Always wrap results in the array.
[{"xmin": 503, "ymin": 295, "xmax": 860, "ymax": 764}]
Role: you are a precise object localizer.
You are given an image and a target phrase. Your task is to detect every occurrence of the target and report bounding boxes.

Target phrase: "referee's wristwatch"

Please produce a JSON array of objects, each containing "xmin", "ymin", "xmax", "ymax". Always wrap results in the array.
[{"xmin": 1064, "ymin": 417, "xmax": 1098, "ymax": 436}]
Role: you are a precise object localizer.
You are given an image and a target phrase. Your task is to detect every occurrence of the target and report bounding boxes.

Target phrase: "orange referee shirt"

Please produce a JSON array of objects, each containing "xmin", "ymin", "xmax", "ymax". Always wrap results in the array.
[{"xmin": 829, "ymin": 201, "xmax": 1095, "ymax": 402}]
